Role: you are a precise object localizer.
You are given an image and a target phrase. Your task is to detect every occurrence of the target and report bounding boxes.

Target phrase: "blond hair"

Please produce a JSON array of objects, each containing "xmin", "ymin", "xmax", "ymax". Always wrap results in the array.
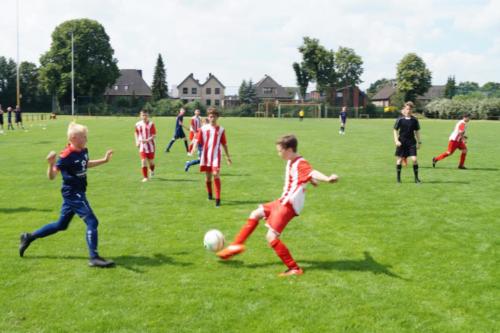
[
  {"xmin": 404, "ymin": 101, "xmax": 415, "ymax": 109},
  {"xmin": 67, "ymin": 122, "xmax": 88, "ymax": 140}
]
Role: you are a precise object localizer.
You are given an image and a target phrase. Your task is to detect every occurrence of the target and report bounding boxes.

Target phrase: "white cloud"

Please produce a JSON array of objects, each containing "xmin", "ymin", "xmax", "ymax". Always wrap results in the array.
[{"xmin": 0, "ymin": 0, "xmax": 498, "ymax": 93}]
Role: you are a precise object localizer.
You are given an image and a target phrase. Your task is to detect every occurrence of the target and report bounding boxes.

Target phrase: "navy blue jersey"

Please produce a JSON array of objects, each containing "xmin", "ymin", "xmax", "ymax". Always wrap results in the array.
[
  {"xmin": 340, "ymin": 111, "xmax": 347, "ymax": 122},
  {"xmin": 175, "ymin": 115, "xmax": 184, "ymax": 131},
  {"xmin": 56, "ymin": 145, "xmax": 89, "ymax": 196}
]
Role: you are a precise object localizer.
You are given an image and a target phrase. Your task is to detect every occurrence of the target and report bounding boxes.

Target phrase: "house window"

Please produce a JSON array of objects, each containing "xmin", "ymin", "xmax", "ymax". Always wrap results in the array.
[
  {"xmin": 214, "ymin": 88, "xmax": 220, "ymax": 95},
  {"xmin": 192, "ymin": 87, "xmax": 197, "ymax": 94},
  {"xmin": 206, "ymin": 88, "xmax": 211, "ymax": 95},
  {"xmin": 337, "ymin": 92, "xmax": 343, "ymax": 97},
  {"xmin": 183, "ymin": 87, "xmax": 188, "ymax": 94},
  {"xmin": 214, "ymin": 99, "xmax": 220, "ymax": 106},
  {"xmin": 124, "ymin": 85, "xmax": 129, "ymax": 91},
  {"xmin": 113, "ymin": 85, "xmax": 119, "ymax": 90},
  {"xmin": 263, "ymin": 87, "xmax": 275, "ymax": 95},
  {"xmin": 206, "ymin": 99, "xmax": 211, "ymax": 106}
]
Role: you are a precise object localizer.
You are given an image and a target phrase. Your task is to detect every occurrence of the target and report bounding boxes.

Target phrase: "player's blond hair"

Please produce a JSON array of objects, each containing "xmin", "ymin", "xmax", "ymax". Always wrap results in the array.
[
  {"xmin": 67, "ymin": 122, "xmax": 88, "ymax": 140},
  {"xmin": 404, "ymin": 101, "xmax": 415, "ymax": 109}
]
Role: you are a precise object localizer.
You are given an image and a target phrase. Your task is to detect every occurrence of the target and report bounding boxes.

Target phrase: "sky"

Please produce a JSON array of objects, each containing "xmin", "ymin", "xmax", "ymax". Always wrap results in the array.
[{"xmin": 0, "ymin": 0, "xmax": 499, "ymax": 94}]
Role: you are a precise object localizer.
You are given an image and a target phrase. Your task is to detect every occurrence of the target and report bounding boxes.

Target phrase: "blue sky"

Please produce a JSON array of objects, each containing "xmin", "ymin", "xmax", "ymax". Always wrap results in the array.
[{"xmin": 0, "ymin": 0, "xmax": 498, "ymax": 94}]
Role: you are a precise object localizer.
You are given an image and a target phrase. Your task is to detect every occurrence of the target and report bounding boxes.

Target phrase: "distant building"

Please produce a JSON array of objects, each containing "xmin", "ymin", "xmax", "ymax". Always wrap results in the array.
[
  {"xmin": 307, "ymin": 86, "xmax": 368, "ymax": 108},
  {"xmin": 253, "ymin": 75, "xmax": 295, "ymax": 101},
  {"xmin": 371, "ymin": 83, "xmax": 445, "ymax": 107},
  {"xmin": 177, "ymin": 73, "xmax": 225, "ymax": 107},
  {"xmin": 104, "ymin": 69, "xmax": 152, "ymax": 103}
]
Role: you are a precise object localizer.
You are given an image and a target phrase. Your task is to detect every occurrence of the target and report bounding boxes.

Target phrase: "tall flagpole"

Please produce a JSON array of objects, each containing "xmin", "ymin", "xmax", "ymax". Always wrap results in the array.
[{"xmin": 16, "ymin": 0, "xmax": 20, "ymax": 107}]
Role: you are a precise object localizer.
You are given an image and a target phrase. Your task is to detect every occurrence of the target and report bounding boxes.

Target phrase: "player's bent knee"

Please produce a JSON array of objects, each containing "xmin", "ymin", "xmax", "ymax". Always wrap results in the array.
[
  {"xmin": 85, "ymin": 215, "xmax": 99, "ymax": 229},
  {"xmin": 266, "ymin": 229, "xmax": 279, "ymax": 244}
]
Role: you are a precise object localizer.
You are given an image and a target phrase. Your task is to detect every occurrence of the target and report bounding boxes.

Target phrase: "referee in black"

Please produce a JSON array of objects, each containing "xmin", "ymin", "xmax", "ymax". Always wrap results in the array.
[{"xmin": 393, "ymin": 101, "xmax": 422, "ymax": 183}]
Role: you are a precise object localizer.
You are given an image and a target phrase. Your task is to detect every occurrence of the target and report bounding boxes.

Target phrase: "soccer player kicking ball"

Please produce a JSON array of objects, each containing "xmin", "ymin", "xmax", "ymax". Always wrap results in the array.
[
  {"xmin": 135, "ymin": 110, "xmax": 157, "ymax": 182},
  {"xmin": 432, "ymin": 113, "xmax": 470, "ymax": 169},
  {"xmin": 190, "ymin": 107, "xmax": 231, "ymax": 207},
  {"xmin": 19, "ymin": 122, "xmax": 115, "ymax": 268},
  {"xmin": 217, "ymin": 134, "xmax": 338, "ymax": 276},
  {"xmin": 165, "ymin": 108, "xmax": 189, "ymax": 153},
  {"xmin": 393, "ymin": 101, "xmax": 422, "ymax": 183}
]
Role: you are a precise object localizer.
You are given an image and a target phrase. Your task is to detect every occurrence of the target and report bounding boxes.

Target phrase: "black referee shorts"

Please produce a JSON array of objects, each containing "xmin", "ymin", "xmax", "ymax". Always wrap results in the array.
[{"xmin": 395, "ymin": 143, "xmax": 417, "ymax": 157}]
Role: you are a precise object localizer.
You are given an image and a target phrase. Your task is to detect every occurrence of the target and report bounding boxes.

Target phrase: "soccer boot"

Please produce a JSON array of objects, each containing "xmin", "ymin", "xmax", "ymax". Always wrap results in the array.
[
  {"xmin": 432, "ymin": 157, "xmax": 437, "ymax": 168},
  {"xmin": 279, "ymin": 267, "xmax": 304, "ymax": 277},
  {"xmin": 415, "ymin": 178, "xmax": 422, "ymax": 184},
  {"xmin": 184, "ymin": 161, "xmax": 190, "ymax": 172},
  {"xmin": 217, "ymin": 244, "xmax": 245, "ymax": 260},
  {"xmin": 89, "ymin": 256, "xmax": 115, "ymax": 268},
  {"xmin": 19, "ymin": 233, "xmax": 33, "ymax": 257},
  {"xmin": 208, "ymin": 193, "xmax": 213, "ymax": 200},
  {"xmin": 458, "ymin": 165, "xmax": 467, "ymax": 169},
  {"xmin": 215, "ymin": 199, "xmax": 221, "ymax": 207}
]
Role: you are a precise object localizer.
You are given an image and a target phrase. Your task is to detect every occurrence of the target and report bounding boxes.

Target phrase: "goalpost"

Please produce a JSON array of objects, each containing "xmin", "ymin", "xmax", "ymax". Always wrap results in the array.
[{"xmin": 276, "ymin": 102, "xmax": 322, "ymax": 118}]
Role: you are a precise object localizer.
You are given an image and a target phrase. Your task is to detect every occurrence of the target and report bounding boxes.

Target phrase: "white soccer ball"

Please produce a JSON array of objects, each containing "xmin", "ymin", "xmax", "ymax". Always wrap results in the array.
[{"xmin": 204, "ymin": 229, "xmax": 225, "ymax": 252}]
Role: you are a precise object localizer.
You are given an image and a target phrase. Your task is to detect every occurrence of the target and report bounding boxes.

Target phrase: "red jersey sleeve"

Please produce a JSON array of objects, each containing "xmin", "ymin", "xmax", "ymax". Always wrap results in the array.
[
  {"xmin": 458, "ymin": 122, "xmax": 465, "ymax": 132},
  {"xmin": 151, "ymin": 123, "xmax": 156, "ymax": 136},
  {"xmin": 298, "ymin": 160, "xmax": 313, "ymax": 184},
  {"xmin": 220, "ymin": 131, "xmax": 227, "ymax": 145}
]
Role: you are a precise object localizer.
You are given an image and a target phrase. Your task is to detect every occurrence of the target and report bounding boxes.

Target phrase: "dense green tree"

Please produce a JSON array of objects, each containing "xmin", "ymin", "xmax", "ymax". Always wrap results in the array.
[
  {"xmin": 292, "ymin": 62, "xmax": 309, "ymax": 100},
  {"xmin": 335, "ymin": 46, "xmax": 363, "ymax": 87},
  {"xmin": 151, "ymin": 54, "xmax": 168, "ymax": 101},
  {"xmin": 481, "ymin": 82, "xmax": 500, "ymax": 97},
  {"xmin": 39, "ymin": 19, "xmax": 119, "ymax": 105},
  {"xmin": 444, "ymin": 76, "xmax": 456, "ymax": 99},
  {"xmin": 19, "ymin": 61, "xmax": 40, "ymax": 106},
  {"xmin": 0, "ymin": 56, "xmax": 17, "ymax": 107},
  {"xmin": 396, "ymin": 53, "xmax": 432, "ymax": 103},
  {"xmin": 238, "ymin": 79, "xmax": 257, "ymax": 105},
  {"xmin": 455, "ymin": 81, "xmax": 480, "ymax": 96}
]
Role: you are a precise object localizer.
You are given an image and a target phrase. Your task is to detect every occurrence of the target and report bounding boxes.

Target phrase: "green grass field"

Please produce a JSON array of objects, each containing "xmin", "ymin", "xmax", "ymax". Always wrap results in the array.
[{"xmin": 1, "ymin": 116, "xmax": 498, "ymax": 332}]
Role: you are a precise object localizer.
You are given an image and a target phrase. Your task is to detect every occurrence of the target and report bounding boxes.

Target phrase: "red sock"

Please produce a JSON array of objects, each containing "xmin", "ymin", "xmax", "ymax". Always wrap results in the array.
[
  {"xmin": 188, "ymin": 143, "xmax": 193, "ymax": 152},
  {"xmin": 233, "ymin": 218, "xmax": 259, "ymax": 245},
  {"xmin": 270, "ymin": 239, "xmax": 298, "ymax": 269},
  {"xmin": 142, "ymin": 167, "xmax": 148, "ymax": 178},
  {"xmin": 205, "ymin": 181, "xmax": 213, "ymax": 196},
  {"xmin": 459, "ymin": 152, "xmax": 466, "ymax": 167},
  {"xmin": 150, "ymin": 164, "xmax": 155, "ymax": 172},
  {"xmin": 214, "ymin": 178, "xmax": 221, "ymax": 200},
  {"xmin": 435, "ymin": 152, "xmax": 449, "ymax": 162}
]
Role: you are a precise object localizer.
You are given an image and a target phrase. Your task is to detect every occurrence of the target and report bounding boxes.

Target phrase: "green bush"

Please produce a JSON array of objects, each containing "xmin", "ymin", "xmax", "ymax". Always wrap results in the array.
[{"xmin": 425, "ymin": 98, "xmax": 500, "ymax": 119}]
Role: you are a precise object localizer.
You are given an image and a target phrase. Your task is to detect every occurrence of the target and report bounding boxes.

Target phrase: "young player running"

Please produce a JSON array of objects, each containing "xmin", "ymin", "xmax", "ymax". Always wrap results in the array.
[
  {"xmin": 185, "ymin": 117, "xmax": 209, "ymax": 172},
  {"xmin": 432, "ymin": 113, "xmax": 471, "ymax": 169},
  {"xmin": 217, "ymin": 134, "xmax": 338, "ymax": 276},
  {"xmin": 393, "ymin": 101, "xmax": 422, "ymax": 183},
  {"xmin": 135, "ymin": 110, "xmax": 156, "ymax": 182},
  {"xmin": 165, "ymin": 108, "xmax": 189, "ymax": 153},
  {"xmin": 339, "ymin": 106, "xmax": 347, "ymax": 135},
  {"xmin": 191, "ymin": 107, "xmax": 231, "ymax": 207},
  {"xmin": 19, "ymin": 122, "xmax": 115, "ymax": 267},
  {"xmin": 188, "ymin": 109, "xmax": 202, "ymax": 154}
]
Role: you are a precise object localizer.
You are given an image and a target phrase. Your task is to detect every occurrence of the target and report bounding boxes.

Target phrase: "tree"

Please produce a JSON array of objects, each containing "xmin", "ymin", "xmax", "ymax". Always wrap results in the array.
[
  {"xmin": 444, "ymin": 76, "xmax": 456, "ymax": 99},
  {"xmin": 455, "ymin": 81, "xmax": 479, "ymax": 96},
  {"xmin": 19, "ymin": 61, "xmax": 40, "ymax": 107},
  {"xmin": 335, "ymin": 46, "xmax": 364, "ymax": 88},
  {"xmin": 396, "ymin": 53, "xmax": 432, "ymax": 103},
  {"xmin": 367, "ymin": 78, "xmax": 392, "ymax": 98},
  {"xmin": 0, "ymin": 56, "xmax": 17, "ymax": 107},
  {"xmin": 39, "ymin": 19, "xmax": 120, "ymax": 105},
  {"xmin": 238, "ymin": 79, "xmax": 257, "ymax": 105},
  {"xmin": 292, "ymin": 62, "xmax": 309, "ymax": 101},
  {"xmin": 238, "ymin": 80, "xmax": 248, "ymax": 102},
  {"xmin": 151, "ymin": 54, "xmax": 168, "ymax": 101},
  {"xmin": 481, "ymin": 82, "xmax": 500, "ymax": 97}
]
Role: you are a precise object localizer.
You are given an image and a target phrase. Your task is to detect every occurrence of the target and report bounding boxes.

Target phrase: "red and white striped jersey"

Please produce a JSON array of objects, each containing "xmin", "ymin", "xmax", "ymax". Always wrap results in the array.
[
  {"xmin": 449, "ymin": 119, "xmax": 468, "ymax": 142},
  {"xmin": 197, "ymin": 124, "xmax": 227, "ymax": 170},
  {"xmin": 190, "ymin": 116, "xmax": 201, "ymax": 133},
  {"xmin": 135, "ymin": 120, "xmax": 156, "ymax": 153},
  {"xmin": 279, "ymin": 157, "xmax": 314, "ymax": 214}
]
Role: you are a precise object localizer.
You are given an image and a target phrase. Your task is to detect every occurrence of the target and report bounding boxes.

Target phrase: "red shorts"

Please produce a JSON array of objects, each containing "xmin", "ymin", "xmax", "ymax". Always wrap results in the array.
[
  {"xmin": 261, "ymin": 199, "xmax": 297, "ymax": 234},
  {"xmin": 189, "ymin": 131, "xmax": 195, "ymax": 141},
  {"xmin": 140, "ymin": 152, "xmax": 155, "ymax": 160},
  {"xmin": 447, "ymin": 140, "xmax": 466, "ymax": 154},
  {"xmin": 200, "ymin": 165, "xmax": 220, "ymax": 173}
]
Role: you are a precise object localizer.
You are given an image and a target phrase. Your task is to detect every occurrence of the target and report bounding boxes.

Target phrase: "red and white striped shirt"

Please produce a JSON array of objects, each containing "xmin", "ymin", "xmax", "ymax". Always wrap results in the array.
[
  {"xmin": 190, "ymin": 116, "xmax": 201, "ymax": 133},
  {"xmin": 449, "ymin": 119, "xmax": 468, "ymax": 142},
  {"xmin": 135, "ymin": 120, "xmax": 156, "ymax": 153},
  {"xmin": 279, "ymin": 157, "xmax": 313, "ymax": 214},
  {"xmin": 197, "ymin": 124, "xmax": 227, "ymax": 170}
]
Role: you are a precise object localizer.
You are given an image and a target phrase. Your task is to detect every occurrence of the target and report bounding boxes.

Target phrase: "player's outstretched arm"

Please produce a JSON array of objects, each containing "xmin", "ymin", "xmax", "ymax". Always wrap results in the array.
[
  {"xmin": 311, "ymin": 170, "xmax": 338, "ymax": 185},
  {"xmin": 46, "ymin": 151, "xmax": 59, "ymax": 180},
  {"xmin": 88, "ymin": 150, "xmax": 113, "ymax": 168}
]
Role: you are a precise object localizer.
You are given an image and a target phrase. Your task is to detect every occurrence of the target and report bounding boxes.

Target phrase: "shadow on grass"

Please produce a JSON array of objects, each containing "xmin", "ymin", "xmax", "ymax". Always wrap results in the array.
[
  {"xmin": 153, "ymin": 177, "xmax": 197, "ymax": 182},
  {"xmin": 36, "ymin": 141, "xmax": 54, "ymax": 144},
  {"xmin": 222, "ymin": 252, "xmax": 405, "ymax": 279},
  {"xmin": 0, "ymin": 207, "xmax": 52, "ymax": 214},
  {"xmin": 422, "ymin": 180, "xmax": 470, "ymax": 184},
  {"xmin": 221, "ymin": 199, "xmax": 270, "ymax": 206},
  {"xmin": 220, "ymin": 173, "xmax": 251, "ymax": 177},
  {"xmin": 22, "ymin": 253, "xmax": 192, "ymax": 273},
  {"xmin": 420, "ymin": 166, "xmax": 498, "ymax": 171}
]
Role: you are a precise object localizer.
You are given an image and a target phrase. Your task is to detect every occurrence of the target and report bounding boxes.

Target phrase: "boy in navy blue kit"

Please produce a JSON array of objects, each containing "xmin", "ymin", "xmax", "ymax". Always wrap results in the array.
[
  {"xmin": 19, "ymin": 122, "xmax": 115, "ymax": 268},
  {"xmin": 339, "ymin": 106, "xmax": 347, "ymax": 135},
  {"xmin": 165, "ymin": 108, "xmax": 189, "ymax": 153}
]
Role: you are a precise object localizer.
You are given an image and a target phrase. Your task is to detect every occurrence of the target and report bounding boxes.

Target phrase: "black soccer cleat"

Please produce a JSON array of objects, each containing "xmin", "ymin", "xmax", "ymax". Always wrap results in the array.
[
  {"xmin": 208, "ymin": 193, "xmax": 213, "ymax": 200},
  {"xmin": 415, "ymin": 178, "xmax": 422, "ymax": 184},
  {"xmin": 19, "ymin": 233, "xmax": 33, "ymax": 257},
  {"xmin": 88, "ymin": 256, "xmax": 115, "ymax": 268},
  {"xmin": 458, "ymin": 165, "xmax": 467, "ymax": 170},
  {"xmin": 215, "ymin": 199, "xmax": 221, "ymax": 207},
  {"xmin": 432, "ymin": 157, "xmax": 436, "ymax": 168}
]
